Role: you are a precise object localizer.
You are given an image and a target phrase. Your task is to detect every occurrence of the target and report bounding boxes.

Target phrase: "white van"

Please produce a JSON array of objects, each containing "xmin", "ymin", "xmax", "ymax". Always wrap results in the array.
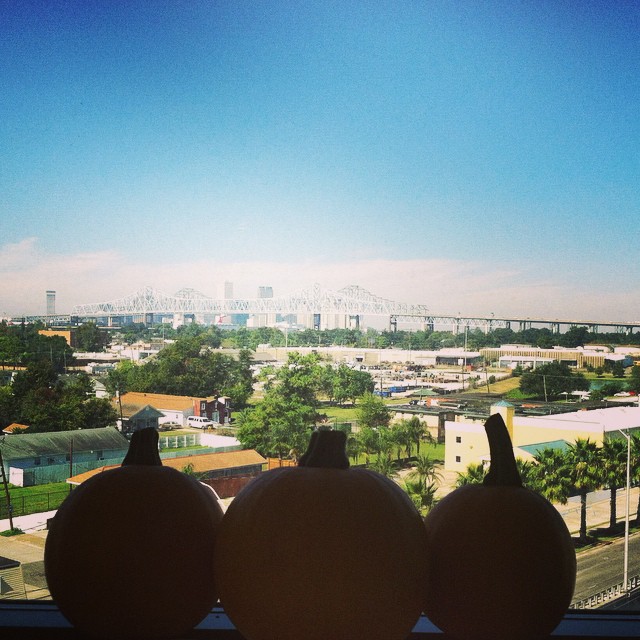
[{"xmin": 187, "ymin": 416, "xmax": 215, "ymax": 429}]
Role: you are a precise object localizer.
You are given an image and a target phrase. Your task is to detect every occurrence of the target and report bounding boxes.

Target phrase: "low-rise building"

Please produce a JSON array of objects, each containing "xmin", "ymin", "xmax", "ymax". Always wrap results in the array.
[
  {"xmin": 0, "ymin": 427, "xmax": 130, "ymax": 487},
  {"xmin": 68, "ymin": 448, "xmax": 266, "ymax": 499},
  {"xmin": 444, "ymin": 402, "xmax": 640, "ymax": 473},
  {"xmin": 114, "ymin": 391, "xmax": 231, "ymax": 427},
  {"xmin": 480, "ymin": 344, "xmax": 634, "ymax": 370}
]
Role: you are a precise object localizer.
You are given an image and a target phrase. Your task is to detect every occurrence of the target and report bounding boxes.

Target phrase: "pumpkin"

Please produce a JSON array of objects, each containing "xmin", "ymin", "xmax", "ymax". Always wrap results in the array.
[
  {"xmin": 45, "ymin": 427, "xmax": 223, "ymax": 640},
  {"xmin": 422, "ymin": 413, "xmax": 576, "ymax": 640},
  {"xmin": 214, "ymin": 429, "xmax": 429, "ymax": 640}
]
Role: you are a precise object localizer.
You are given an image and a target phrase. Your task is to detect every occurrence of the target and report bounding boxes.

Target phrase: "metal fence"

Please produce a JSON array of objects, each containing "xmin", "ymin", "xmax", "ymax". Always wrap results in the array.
[
  {"xmin": 571, "ymin": 575, "xmax": 640, "ymax": 609},
  {"xmin": 0, "ymin": 490, "xmax": 70, "ymax": 520}
]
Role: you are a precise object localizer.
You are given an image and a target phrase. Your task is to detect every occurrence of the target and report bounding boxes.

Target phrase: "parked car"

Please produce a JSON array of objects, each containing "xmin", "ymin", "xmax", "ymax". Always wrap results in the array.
[{"xmin": 187, "ymin": 416, "xmax": 215, "ymax": 429}]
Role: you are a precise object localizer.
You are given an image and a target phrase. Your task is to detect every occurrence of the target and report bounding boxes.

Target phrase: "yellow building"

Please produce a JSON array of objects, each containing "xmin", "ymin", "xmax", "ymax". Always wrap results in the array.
[
  {"xmin": 445, "ymin": 402, "xmax": 640, "ymax": 472},
  {"xmin": 38, "ymin": 328, "xmax": 77, "ymax": 348}
]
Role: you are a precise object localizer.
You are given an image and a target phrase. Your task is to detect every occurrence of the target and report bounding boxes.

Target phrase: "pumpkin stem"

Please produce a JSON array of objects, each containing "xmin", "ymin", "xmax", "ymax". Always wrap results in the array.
[
  {"xmin": 299, "ymin": 429, "xmax": 349, "ymax": 469},
  {"xmin": 122, "ymin": 427, "xmax": 163, "ymax": 467},
  {"xmin": 483, "ymin": 413, "xmax": 522, "ymax": 488}
]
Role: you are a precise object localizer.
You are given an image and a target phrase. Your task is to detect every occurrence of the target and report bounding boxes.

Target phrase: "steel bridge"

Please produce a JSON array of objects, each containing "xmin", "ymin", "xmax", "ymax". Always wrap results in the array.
[{"xmin": 11, "ymin": 284, "xmax": 640, "ymax": 334}]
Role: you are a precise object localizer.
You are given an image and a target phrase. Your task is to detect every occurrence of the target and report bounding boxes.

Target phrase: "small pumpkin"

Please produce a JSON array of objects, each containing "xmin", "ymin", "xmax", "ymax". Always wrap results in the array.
[
  {"xmin": 45, "ymin": 427, "xmax": 223, "ymax": 640},
  {"xmin": 423, "ymin": 414, "xmax": 576, "ymax": 640},
  {"xmin": 214, "ymin": 429, "xmax": 429, "ymax": 640}
]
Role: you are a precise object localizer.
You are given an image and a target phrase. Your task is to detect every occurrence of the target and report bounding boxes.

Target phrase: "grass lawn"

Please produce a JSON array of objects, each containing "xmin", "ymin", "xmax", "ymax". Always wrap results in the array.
[{"xmin": 1, "ymin": 482, "xmax": 71, "ymax": 519}]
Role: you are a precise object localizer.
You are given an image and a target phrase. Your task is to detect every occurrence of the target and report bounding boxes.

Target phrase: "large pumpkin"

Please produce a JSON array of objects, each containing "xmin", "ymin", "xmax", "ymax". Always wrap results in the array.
[
  {"xmin": 45, "ymin": 428, "xmax": 223, "ymax": 640},
  {"xmin": 423, "ymin": 414, "xmax": 576, "ymax": 640},
  {"xmin": 214, "ymin": 429, "xmax": 429, "ymax": 640}
]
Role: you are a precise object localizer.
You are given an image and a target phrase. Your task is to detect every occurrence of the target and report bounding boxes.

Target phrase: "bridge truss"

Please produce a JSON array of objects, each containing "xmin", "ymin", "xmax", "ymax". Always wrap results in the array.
[
  {"xmin": 70, "ymin": 284, "xmax": 431, "ymax": 321},
  {"xmin": 13, "ymin": 284, "xmax": 640, "ymax": 334}
]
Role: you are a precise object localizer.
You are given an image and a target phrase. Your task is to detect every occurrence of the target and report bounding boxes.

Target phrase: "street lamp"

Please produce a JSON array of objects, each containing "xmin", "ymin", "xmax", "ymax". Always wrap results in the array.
[{"xmin": 618, "ymin": 428, "xmax": 631, "ymax": 594}]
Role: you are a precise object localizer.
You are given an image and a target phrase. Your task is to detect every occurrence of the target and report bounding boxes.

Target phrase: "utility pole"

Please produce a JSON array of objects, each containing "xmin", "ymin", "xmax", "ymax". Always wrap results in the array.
[
  {"xmin": 69, "ymin": 438, "xmax": 74, "ymax": 491},
  {"xmin": 0, "ymin": 448, "xmax": 14, "ymax": 531}
]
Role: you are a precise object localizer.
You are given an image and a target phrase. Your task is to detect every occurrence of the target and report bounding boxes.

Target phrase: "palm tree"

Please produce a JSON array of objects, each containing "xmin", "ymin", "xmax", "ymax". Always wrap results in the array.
[
  {"xmin": 404, "ymin": 416, "xmax": 434, "ymax": 457},
  {"xmin": 404, "ymin": 477, "xmax": 439, "ymax": 515},
  {"xmin": 600, "ymin": 438, "xmax": 628, "ymax": 530},
  {"xmin": 515, "ymin": 458, "xmax": 536, "ymax": 489},
  {"xmin": 409, "ymin": 454, "xmax": 443, "ymax": 489},
  {"xmin": 370, "ymin": 455, "xmax": 398, "ymax": 479},
  {"xmin": 567, "ymin": 438, "xmax": 602, "ymax": 541},
  {"xmin": 345, "ymin": 434, "xmax": 364, "ymax": 465},
  {"xmin": 356, "ymin": 427, "xmax": 379, "ymax": 465},
  {"xmin": 455, "ymin": 462, "xmax": 486, "ymax": 487},
  {"xmin": 377, "ymin": 426, "xmax": 396, "ymax": 462},
  {"xmin": 531, "ymin": 448, "xmax": 571, "ymax": 505},
  {"xmin": 389, "ymin": 422, "xmax": 409, "ymax": 461}
]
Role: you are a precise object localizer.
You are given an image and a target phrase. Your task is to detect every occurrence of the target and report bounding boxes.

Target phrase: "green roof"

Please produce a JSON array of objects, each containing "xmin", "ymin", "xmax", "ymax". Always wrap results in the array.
[
  {"xmin": 0, "ymin": 427, "xmax": 129, "ymax": 460},
  {"xmin": 517, "ymin": 440, "xmax": 570, "ymax": 457},
  {"xmin": 129, "ymin": 405, "xmax": 164, "ymax": 420}
]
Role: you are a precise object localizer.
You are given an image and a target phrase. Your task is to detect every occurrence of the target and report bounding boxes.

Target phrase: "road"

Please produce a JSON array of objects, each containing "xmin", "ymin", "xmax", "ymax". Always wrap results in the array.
[{"xmin": 573, "ymin": 531, "xmax": 640, "ymax": 603}]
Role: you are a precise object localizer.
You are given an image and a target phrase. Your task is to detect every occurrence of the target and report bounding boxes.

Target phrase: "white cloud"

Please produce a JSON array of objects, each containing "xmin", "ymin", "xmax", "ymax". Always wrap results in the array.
[{"xmin": 1, "ymin": 240, "xmax": 640, "ymax": 326}]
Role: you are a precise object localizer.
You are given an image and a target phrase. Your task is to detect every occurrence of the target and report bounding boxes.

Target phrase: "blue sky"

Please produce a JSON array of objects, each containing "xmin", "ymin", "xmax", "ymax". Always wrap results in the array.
[{"xmin": 1, "ymin": 1, "xmax": 638, "ymax": 321}]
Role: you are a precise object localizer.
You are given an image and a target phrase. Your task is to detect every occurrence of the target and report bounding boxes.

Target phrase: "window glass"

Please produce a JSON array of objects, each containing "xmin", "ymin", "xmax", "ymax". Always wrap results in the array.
[{"xmin": 1, "ymin": 0, "xmax": 639, "ymax": 631}]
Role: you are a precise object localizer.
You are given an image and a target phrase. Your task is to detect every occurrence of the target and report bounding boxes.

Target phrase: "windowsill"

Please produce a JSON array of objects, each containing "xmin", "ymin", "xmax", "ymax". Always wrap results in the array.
[{"xmin": 1, "ymin": 603, "xmax": 640, "ymax": 639}]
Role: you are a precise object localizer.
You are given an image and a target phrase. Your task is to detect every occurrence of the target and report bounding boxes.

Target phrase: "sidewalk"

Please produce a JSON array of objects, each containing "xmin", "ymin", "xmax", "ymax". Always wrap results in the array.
[
  {"xmin": 0, "ymin": 510, "xmax": 57, "ymax": 534},
  {"xmin": 556, "ymin": 486, "xmax": 639, "ymax": 537}
]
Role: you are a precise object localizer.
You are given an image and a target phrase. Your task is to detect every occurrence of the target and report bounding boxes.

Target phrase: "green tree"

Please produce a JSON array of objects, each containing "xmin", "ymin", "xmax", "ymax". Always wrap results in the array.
[
  {"xmin": 409, "ymin": 454, "xmax": 442, "ymax": 490},
  {"xmin": 530, "ymin": 448, "xmax": 569, "ymax": 503},
  {"xmin": 356, "ymin": 392, "xmax": 390, "ymax": 430},
  {"xmin": 370, "ymin": 455, "xmax": 398, "ymax": 478},
  {"xmin": 627, "ymin": 366, "xmax": 640, "ymax": 394},
  {"xmin": 455, "ymin": 463, "xmax": 486, "ymax": 487},
  {"xmin": 356, "ymin": 426, "xmax": 381, "ymax": 464},
  {"xmin": 76, "ymin": 323, "xmax": 110, "ymax": 352},
  {"xmin": 519, "ymin": 361, "xmax": 589, "ymax": 400},
  {"xmin": 236, "ymin": 392, "xmax": 313, "ymax": 460},
  {"xmin": 404, "ymin": 477, "xmax": 439, "ymax": 515},
  {"xmin": 0, "ymin": 333, "xmax": 22, "ymax": 369},
  {"xmin": 600, "ymin": 438, "xmax": 628, "ymax": 530},
  {"xmin": 567, "ymin": 439, "xmax": 602, "ymax": 541}
]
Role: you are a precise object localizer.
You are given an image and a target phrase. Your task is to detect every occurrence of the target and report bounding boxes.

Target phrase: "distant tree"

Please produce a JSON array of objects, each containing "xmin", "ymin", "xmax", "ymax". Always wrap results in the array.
[
  {"xmin": 557, "ymin": 326, "xmax": 590, "ymax": 348},
  {"xmin": 323, "ymin": 364, "xmax": 374, "ymax": 405},
  {"xmin": 519, "ymin": 361, "xmax": 589, "ymax": 400},
  {"xmin": 236, "ymin": 392, "xmax": 313, "ymax": 460},
  {"xmin": 76, "ymin": 323, "xmax": 109, "ymax": 352},
  {"xmin": 356, "ymin": 426, "xmax": 381, "ymax": 464},
  {"xmin": 611, "ymin": 361, "xmax": 626, "ymax": 378},
  {"xmin": 355, "ymin": 392, "xmax": 390, "ymax": 430},
  {"xmin": 0, "ymin": 386, "xmax": 17, "ymax": 429},
  {"xmin": 0, "ymin": 333, "xmax": 22, "ymax": 369},
  {"xmin": 628, "ymin": 366, "xmax": 640, "ymax": 394}
]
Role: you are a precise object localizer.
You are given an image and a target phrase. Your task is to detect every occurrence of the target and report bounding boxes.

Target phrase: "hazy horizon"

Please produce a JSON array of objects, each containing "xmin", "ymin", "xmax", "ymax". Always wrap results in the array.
[{"xmin": 2, "ymin": 2, "xmax": 638, "ymax": 320}]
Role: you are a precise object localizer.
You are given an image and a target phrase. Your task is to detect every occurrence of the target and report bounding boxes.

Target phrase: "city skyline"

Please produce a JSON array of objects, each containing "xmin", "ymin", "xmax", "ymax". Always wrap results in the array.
[
  {"xmin": 9, "ymin": 283, "xmax": 640, "ymax": 336},
  {"xmin": 2, "ymin": 2, "xmax": 638, "ymax": 320}
]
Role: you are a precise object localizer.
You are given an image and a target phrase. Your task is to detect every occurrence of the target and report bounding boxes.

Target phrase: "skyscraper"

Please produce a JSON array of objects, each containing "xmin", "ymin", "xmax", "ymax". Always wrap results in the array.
[
  {"xmin": 253, "ymin": 285, "xmax": 274, "ymax": 327},
  {"xmin": 46, "ymin": 290, "xmax": 56, "ymax": 315}
]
